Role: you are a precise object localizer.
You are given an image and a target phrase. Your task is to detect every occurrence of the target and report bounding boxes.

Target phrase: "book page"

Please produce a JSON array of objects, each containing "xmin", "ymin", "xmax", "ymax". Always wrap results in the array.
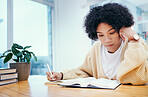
[
  {"xmin": 60, "ymin": 77, "xmax": 96, "ymax": 87},
  {"xmin": 89, "ymin": 78, "xmax": 121, "ymax": 89}
]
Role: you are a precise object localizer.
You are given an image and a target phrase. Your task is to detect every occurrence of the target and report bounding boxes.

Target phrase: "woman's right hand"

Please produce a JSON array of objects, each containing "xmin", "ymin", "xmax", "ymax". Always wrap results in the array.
[
  {"xmin": 46, "ymin": 72, "xmax": 63, "ymax": 81},
  {"xmin": 119, "ymin": 27, "xmax": 139, "ymax": 42}
]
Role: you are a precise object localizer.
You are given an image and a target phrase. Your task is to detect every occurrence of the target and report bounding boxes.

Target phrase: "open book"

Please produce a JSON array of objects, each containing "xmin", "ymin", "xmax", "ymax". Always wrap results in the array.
[{"xmin": 58, "ymin": 77, "xmax": 121, "ymax": 89}]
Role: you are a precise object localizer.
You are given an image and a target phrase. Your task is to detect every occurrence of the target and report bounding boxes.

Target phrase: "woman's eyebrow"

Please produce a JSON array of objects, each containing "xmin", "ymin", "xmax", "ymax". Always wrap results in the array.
[
  {"xmin": 96, "ymin": 28, "xmax": 115, "ymax": 33},
  {"xmin": 96, "ymin": 32, "xmax": 102, "ymax": 33},
  {"xmin": 107, "ymin": 28, "xmax": 114, "ymax": 32}
]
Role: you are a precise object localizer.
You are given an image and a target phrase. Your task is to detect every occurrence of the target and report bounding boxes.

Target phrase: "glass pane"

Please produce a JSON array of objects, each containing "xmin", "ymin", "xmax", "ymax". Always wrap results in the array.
[
  {"xmin": 135, "ymin": 2, "xmax": 148, "ymax": 44},
  {"xmin": 14, "ymin": 0, "xmax": 53, "ymax": 75},
  {"xmin": 0, "ymin": 0, "xmax": 7, "ymax": 68}
]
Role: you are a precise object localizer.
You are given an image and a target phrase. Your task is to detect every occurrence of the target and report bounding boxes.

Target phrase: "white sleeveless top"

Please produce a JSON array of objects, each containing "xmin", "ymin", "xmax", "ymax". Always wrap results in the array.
[{"xmin": 101, "ymin": 41, "xmax": 123, "ymax": 80}]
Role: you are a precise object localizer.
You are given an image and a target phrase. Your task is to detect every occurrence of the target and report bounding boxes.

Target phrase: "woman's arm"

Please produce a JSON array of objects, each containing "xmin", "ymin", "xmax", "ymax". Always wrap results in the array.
[{"xmin": 117, "ymin": 38, "xmax": 148, "ymax": 85}]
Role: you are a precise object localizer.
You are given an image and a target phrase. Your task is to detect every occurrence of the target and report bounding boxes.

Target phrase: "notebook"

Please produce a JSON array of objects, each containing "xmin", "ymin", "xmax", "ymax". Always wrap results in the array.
[{"xmin": 58, "ymin": 77, "xmax": 121, "ymax": 89}]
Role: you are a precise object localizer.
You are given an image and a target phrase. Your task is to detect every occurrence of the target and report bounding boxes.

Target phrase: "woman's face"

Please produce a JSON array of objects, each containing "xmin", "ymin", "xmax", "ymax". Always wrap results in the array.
[{"xmin": 96, "ymin": 23, "xmax": 122, "ymax": 53}]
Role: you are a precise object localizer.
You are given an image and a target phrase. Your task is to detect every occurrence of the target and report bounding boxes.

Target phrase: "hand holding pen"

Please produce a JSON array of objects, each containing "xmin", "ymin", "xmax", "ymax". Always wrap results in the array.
[{"xmin": 46, "ymin": 64, "xmax": 63, "ymax": 81}]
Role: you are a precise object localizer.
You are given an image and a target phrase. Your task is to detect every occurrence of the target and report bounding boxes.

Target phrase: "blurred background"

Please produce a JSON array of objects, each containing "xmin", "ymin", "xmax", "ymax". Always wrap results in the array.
[{"xmin": 0, "ymin": 0, "xmax": 148, "ymax": 75}]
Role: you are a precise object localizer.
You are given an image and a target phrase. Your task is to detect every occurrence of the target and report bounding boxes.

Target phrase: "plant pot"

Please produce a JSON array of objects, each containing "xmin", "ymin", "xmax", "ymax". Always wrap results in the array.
[{"xmin": 10, "ymin": 62, "xmax": 31, "ymax": 81}]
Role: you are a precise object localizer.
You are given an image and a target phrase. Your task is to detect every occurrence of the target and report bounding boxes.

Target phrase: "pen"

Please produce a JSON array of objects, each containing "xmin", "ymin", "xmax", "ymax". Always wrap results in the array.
[{"xmin": 47, "ymin": 64, "xmax": 54, "ymax": 80}]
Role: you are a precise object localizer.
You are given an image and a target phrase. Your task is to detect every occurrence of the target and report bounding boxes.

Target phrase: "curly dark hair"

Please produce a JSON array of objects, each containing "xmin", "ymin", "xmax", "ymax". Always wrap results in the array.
[{"xmin": 84, "ymin": 3, "xmax": 134, "ymax": 40}]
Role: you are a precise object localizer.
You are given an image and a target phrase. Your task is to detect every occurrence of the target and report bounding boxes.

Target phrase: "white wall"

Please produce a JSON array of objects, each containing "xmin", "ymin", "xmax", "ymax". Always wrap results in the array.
[{"xmin": 53, "ymin": 0, "xmax": 92, "ymax": 72}]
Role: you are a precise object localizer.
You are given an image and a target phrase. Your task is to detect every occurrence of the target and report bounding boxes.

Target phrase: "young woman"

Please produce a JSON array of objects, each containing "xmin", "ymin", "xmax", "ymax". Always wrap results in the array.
[{"xmin": 46, "ymin": 3, "xmax": 148, "ymax": 85}]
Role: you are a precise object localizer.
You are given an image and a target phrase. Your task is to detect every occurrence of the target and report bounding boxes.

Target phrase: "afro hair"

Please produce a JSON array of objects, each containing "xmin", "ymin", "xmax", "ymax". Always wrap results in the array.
[{"xmin": 84, "ymin": 3, "xmax": 134, "ymax": 40}]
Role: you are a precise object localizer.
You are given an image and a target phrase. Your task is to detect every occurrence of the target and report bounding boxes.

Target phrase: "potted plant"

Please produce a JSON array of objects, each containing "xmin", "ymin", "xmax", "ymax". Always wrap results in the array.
[{"xmin": 0, "ymin": 43, "xmax": 37, "ymax": 81}]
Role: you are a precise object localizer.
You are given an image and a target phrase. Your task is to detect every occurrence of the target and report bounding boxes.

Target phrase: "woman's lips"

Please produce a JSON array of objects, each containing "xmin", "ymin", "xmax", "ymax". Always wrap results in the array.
[{"xmin": 105, "ymin": 44, "xmax": 114, "ymax": 47}]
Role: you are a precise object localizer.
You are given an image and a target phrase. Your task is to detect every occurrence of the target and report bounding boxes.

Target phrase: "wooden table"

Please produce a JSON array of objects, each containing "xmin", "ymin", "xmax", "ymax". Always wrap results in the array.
[{"xmin": 0, "ymin": 75, "xmax": 148, "ymax": 97}]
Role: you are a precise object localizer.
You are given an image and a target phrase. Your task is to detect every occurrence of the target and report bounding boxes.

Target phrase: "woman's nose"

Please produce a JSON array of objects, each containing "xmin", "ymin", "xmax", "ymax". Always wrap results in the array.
[{"xmin": 105, "ymin": 36, "xmax": 111, "ymax": 43}]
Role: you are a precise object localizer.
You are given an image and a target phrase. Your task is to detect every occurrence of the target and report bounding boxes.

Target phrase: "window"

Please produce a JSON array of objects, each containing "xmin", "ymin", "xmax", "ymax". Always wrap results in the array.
[
  {"xmin": 13, "ymin": 0, "xmax": 53, "ymax": 75},
  {"xmin": 0, "ymin": 0, "xmax": 7, "ymax": 68},
  {"xmin": 0, "ymin": 0, "xmax": 53, "ymax": 75}
]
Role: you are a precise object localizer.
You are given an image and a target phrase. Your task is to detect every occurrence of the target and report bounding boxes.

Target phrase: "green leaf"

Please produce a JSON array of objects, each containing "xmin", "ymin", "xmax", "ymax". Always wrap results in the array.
[
  {"xmin": 31, "ymin": 52, "xmax": 37, "ymax": 62},
  {"xmin": 12, "ymin": 47, "xmax": 20, "ymax": 56},
  {"xmin": 20, "ymin": 56, "xmax": 23, "ymax": 62},
  {"xmin": 0, "ymin": 55, "xmax": 4, "ymax": 59},
  {"xmin": 16, "ymin": 52, "xmax": 22, "ymax": 57},
  {"xmin": 22, "ymin": 50, "xmax": 29, "ymax": 55},
  {"xmin": 24, "ymin": 46, "xmax": 31, "ymax": 49},
  {"xmin": 25, "ymin": 53, "xmax": 31, "ymax": 64},
  {"xmin": 3, "ymin": 50, "xmax": 12, "ymax": 56},
  {"xmin": 4, "ymin": 53, "xmax": 13, "ymax": 64},
  {"xmin": 13, "ymin": 59, "xmax": 19, "ymax": 62},
  {"xmin": 13, "ymin": 43, "xmax": 23, "ymax": 49}
]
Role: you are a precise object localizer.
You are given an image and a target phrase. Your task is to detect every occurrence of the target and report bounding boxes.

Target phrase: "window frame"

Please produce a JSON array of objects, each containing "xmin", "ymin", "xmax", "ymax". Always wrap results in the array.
[{"xmin": 6, "ymin": 0, "xmax": 54, "ymax": 71}]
